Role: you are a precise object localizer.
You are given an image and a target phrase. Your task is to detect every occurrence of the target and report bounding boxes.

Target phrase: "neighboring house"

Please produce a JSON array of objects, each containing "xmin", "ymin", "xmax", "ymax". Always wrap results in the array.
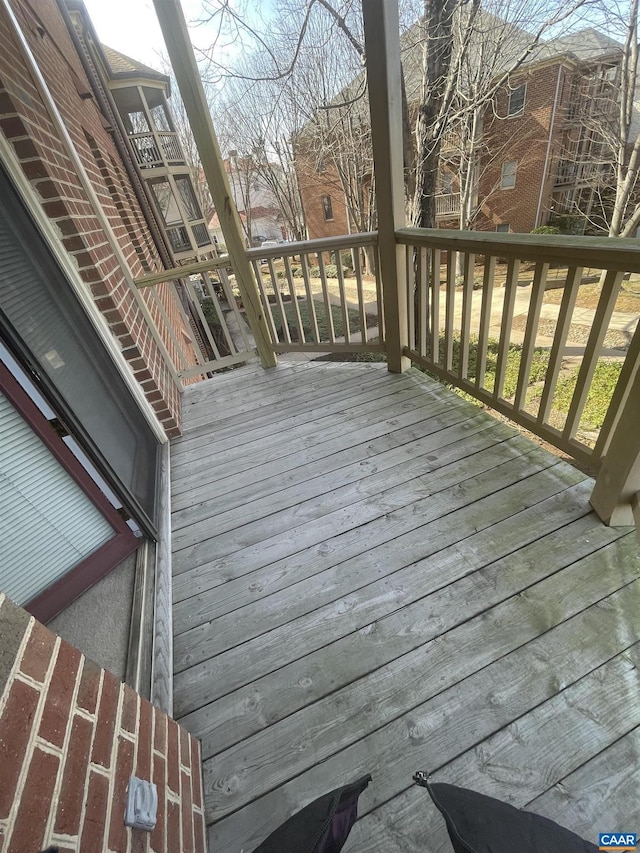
[
  {"xmin": 296, "ymin": 22, "xmax": 625, "ymax": 236},
  {"xmin": 207, "ymin": 207, "xmax": 247, "ymax": 249}
]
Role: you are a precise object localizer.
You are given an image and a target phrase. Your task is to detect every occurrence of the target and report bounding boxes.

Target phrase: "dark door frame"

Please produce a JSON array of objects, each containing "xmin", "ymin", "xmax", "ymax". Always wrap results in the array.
[{"xmin": 0, "ymin": 358, "xmax": 138, "ymax": 623}]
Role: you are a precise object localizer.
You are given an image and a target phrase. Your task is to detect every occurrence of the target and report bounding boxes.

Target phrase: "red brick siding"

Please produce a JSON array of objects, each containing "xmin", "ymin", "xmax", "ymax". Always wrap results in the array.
[
  {"xmin": 0, "ymin": 0, "xmax": 202, "ymax": 435},
  {"xmin": 296, "ymin": 149, "xmax": 351, "ymax": 238},
  {"xmin": 476, "ymin": 63, "xmax": 570, "ymax": 233},
  {"xmin": 0, "ymin": 595, "xmax": 207, "ymax": 853}
]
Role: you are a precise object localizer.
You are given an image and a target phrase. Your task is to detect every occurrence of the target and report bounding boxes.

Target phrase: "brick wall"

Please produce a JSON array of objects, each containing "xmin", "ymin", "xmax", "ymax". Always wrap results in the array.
[
  {"xmin": 0, "ymin": 595, "xmax": 206, "ymax": 853},
  {"xmin": 476, "ymin": 62, "xmax": 571, "ymax": 233},
  {"xmin": 295, "ymin": 149, "xmax": 351, "ymax": 239},
  {"xmin": 0, "ymin": 0, "xmax": 202, "ymax": 436}
]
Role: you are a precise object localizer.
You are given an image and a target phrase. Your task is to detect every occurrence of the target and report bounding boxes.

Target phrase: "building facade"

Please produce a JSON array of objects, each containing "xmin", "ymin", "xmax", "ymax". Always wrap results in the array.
[{"xmin": 297, "ymin": 26, "xmax": 625, "ymax": 237}]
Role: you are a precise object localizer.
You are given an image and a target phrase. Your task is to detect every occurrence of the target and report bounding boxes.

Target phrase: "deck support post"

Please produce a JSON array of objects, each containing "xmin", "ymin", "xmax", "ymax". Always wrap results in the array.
[
  {"xmin": 362, "ymin": 0, "xmax": 410, "ymax": 373},
  {"xmin": 591, "ymin": 366, "xmax": 640, "ymax": 528},
  {"xmin": 152, "ymin": 0, "xmax": 277, "ymax": 369}
]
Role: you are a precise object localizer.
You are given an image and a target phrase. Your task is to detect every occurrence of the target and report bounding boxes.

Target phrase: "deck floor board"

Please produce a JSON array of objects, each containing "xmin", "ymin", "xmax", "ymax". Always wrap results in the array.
[{"xmin": 170, "ymin": 362, "xmax": 640, "ymax": 853}]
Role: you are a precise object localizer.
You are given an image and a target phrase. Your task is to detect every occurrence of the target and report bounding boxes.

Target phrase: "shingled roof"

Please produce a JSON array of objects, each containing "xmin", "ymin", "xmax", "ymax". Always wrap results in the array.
[
  {"xmin": 543, "ymin": 27, "xmax": 623, "ymax": 62},
  {"xmin": 101, "ymin": 44, "xmax": 170, "ymax": 86}
]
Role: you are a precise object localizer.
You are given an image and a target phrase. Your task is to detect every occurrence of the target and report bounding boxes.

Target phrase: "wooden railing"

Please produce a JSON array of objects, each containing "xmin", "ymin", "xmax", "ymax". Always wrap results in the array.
[
  {"xmin": 396, "ymin": 227, "xmax": 640, "ymax": 468},
  {"xmin": 130, "ymin": 131, "xmax": 184, "ymax": 168},
  {"xmin": 135, "ymin": 256, "xmax": 259, "ymax": 380},
  {"xmin": 435, "ymin": 193, "xmax": 460, "ymax": 217},
  {"xmin": 246, "ymin": 233, "xmax": 385, "ymax": 354}
]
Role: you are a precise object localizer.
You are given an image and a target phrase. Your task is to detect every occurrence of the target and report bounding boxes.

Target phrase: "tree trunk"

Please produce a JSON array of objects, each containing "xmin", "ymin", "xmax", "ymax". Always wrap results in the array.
[{"xmin": 411, "ymin": 0, "xmax": 457, "ymax": 228}]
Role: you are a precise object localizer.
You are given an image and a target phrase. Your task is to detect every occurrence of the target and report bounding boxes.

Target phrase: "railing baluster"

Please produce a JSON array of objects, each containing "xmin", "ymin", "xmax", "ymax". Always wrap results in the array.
[
  {"xmin": 283, "ymin": 255, "xmax": 306, "ymax": 344},
  {"xmin": 593, "ymin": 315, "xmax": 640, "ymax": 462},
  {"xmin": 168, "ymin": 281, "xmax": 209, "ymax": 369},
  {"xmin": 317, "ymin": 251, "xmax": 336, "ymax": 344},
  {"xmin": 300, "ymin": 254, "xmax": 320, "ymax": 344},
  {"xmin": 407, "ymin": 244, "xmax": 416, "ymax": 351},
  {"xmin": 445, "ymin": 249, "xmax": 456, "ymax": 372},
  {"xmin": 514, "ymin": 261, "xmax": 549, "ymax": 413},
  {"xmin": 251, "ymin": 259, "xmax": 279, "ymax": 344},
  {"xmin": 374, "ymin": 244, "xmax": 385, "ymax": 343},
  {"xmin": 418, "ymin": 247, "xmax": 428, "ymax": 358},
  {"xmin": 459, "ymin": 252, "xmax": 475, "ymax": 380},
  {"xmin": 203, "ymin": 271, "xmax": 238, "ymax": 355},
  {"xmin": 183, "ymin": 277, "xmax": 222, "ymax": 361},
  {"xmin": 475, "ymin": 255, "xmax": 496, "ymax": 390},
  {"xmin": 537, "ymin": 265, "xmax": 582, "ymax": 425},
  {"xmin": 335, "ymin": 254, "xmax": 351, "ymax": 344},
  {"xmin": 493, "ymin": 258, "xmax": 520, "ymax": 400},
  {"xmin": 430, "ymin": 248, "xmax": 441, "ymax": 364},
  {"xmin": 563, "ymin": 269, "xmax": 624, "ymax": 441},
  {"xmin": 267, "ymin": 257, "xmax": 291, "ymax": 344},
  {"xmin": 218, "ymin": 266, "xmax": 252, "ymax": 352},
  {"xmin": 353, "ymin": 249, "xmax": 368, "ymax": 344}
]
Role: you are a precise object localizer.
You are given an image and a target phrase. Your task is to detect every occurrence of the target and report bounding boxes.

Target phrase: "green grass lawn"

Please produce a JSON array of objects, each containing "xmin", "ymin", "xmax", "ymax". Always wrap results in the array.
[{"xmin": 269, "ymin": 299, "xmax": 366, "ymax": 341}]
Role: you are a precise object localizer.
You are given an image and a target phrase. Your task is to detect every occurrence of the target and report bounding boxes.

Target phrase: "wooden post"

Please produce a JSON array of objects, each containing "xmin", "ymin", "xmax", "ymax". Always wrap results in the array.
[
  {"xmin": 362, "ymin": 0, "xmax": 410, "ymax": 373},
  {"xmin": 152, "ymin": 0, "xmax": 277, "ymax": 369},
  {"xmin": 590, "ymin": 365, "xmax": 640, "ymax": 527}
]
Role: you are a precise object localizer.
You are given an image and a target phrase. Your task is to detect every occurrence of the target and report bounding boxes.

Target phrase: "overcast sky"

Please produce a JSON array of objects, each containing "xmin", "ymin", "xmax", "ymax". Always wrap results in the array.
[{"xmin": 82, "ymin": 0, "xmax": 211, "ymax": 70}]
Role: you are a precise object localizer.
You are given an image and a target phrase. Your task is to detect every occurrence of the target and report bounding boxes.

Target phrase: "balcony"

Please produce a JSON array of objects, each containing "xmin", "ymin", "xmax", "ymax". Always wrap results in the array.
[
  {"xmin": 170, "ymin": 359, "xmax": 639, "ymax": 853},
  {"xmin": 137, "ymin": 4, "xmax": 640, "ymax": 850},
  {"xmin": 435, "ymin": 192, "xmax": 460, "ymax": 217},
  {"xmin": 133, "ymin": 222, "xmax": 640, "ymax": 851},
  {"xmin": 130, "ymin": 130, "xmax": 185, "ymax": 169},
  {"xmin": 555, "ymin": 159, "xmax": 606, "ymax": 187}
]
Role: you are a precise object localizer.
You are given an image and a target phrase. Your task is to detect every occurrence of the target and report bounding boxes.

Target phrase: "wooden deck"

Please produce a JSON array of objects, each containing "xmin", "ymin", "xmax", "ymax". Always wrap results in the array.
[{"xmin": 170, "ymin": 360, "xmax": 640, "ymax": 853}]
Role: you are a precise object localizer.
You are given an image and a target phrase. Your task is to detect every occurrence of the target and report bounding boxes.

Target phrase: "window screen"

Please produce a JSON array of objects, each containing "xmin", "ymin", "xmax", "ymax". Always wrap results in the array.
[{"xmin": 0, "ymin": 166, "xmax": 160, "ymax": 532}]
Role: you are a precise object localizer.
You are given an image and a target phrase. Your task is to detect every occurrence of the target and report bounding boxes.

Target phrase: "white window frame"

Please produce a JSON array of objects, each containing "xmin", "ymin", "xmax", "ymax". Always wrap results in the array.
[
  {"xmin": 508, "ymin": 83, "xmax": 526, "ymax": 117},
  {"xmin": 501, "ymin": 160, "xmax": 518, "ymax": 190}
]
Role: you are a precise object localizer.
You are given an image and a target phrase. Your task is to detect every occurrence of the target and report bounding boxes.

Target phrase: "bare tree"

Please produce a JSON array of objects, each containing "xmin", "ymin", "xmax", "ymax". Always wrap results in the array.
[
  {"xmin": 210, "ymin": 67, "xmax": 309, "ymax": 241},
  {"xmin": 201, "ymin": 0, "xmax": 377, "ymax": 257},
  {"xmin": 552, "ymin": 0, "xmax": 640, "ymax": 238},
  {"xmin": 408, "ymin": 0, "xmax": 599, "ymax": 228},
  {"xmin": 195, "ymin": 0, "xmax": 600, "ymax": 240}
]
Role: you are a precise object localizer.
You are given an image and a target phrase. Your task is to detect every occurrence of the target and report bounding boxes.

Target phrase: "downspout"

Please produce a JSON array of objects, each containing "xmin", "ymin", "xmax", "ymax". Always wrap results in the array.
[
  {"xmin": 1, "ymin": 0, "xmax": 184, "ymax": 391},
  {"xmin": 535, "ymin": 64, "xmax": 563, "ymax": 228}
]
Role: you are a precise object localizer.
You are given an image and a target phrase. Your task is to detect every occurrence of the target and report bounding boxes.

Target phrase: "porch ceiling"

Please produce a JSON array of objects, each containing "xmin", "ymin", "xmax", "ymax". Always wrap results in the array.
[{"xmin": 169, "ymin": 360, "xmax": 640, "ymax": 853}]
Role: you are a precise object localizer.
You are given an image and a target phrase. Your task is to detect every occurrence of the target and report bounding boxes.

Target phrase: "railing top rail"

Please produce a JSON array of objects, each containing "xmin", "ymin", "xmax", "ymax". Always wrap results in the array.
[
  {"xmin": 134, "ymin": 255, "xmax": 232, "ymax": 288},
  {"xmin": 396, "ymin": 227, "xmax": 640, "ymax": 273},
  {"xmin": 135, "ymin": 233, "xmax": 380, "ymax": 288},
  {"xmin": 129, "ymin": 130, "xmax": 179, "ymax": 139},
  {"xmin": 246, "ymin": 231, "xmax": 378, "ymax": 261}
]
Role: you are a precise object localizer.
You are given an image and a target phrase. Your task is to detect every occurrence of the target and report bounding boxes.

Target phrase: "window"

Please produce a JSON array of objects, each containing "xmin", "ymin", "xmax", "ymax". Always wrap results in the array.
[
  {"xmin": 496, "ymin": 223, "xmax": 510, "ymax": 232},
  {"xmin": 317, "ymin": 156, "xmax": 326, "ymax": 174},
  {"xmin": 174, "ymin": 175, "xmax": 202, "ymax": 222},
  {"xmin": 149, "ymin": 178, "xmax": 181, "ymax": 225},
  {"xmin": 322, "ymin": 194, "xmax": 334, "ymax": 221},
  {"xmin": 501, "ymin": 160, "xmax": 517, "ymax": 189},
  {"xmin": 508, "ymin": 83, "xmax": 526, "ymax": 116}
]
